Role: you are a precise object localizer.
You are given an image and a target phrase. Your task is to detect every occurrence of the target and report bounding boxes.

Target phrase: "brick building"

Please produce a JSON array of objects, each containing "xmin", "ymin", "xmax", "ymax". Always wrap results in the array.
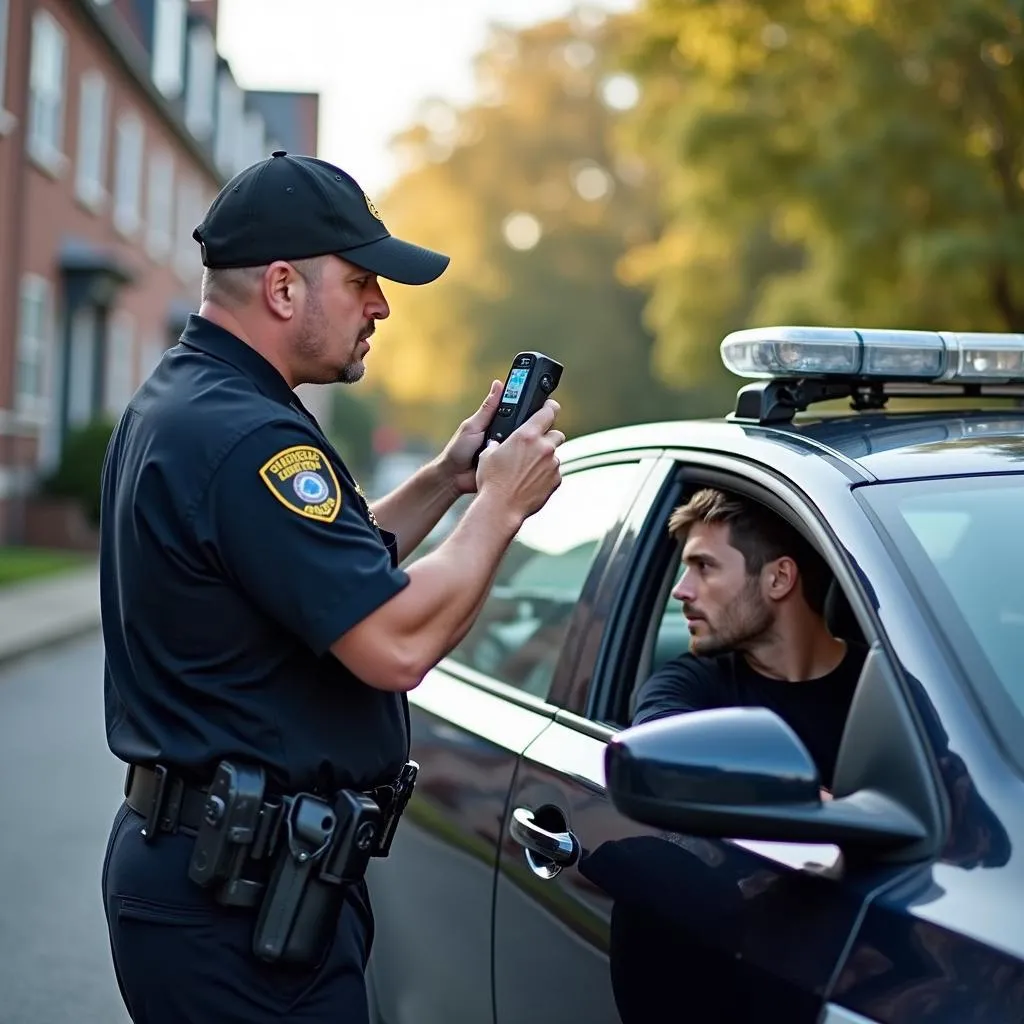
[{"xmin": 0, "ymin": 0, "xmax": 321, "ymax": 543}]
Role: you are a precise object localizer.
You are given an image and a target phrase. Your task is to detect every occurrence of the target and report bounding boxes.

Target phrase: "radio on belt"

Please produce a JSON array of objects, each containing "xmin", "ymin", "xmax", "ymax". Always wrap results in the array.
[{"xmin": 481, "ymin": 351, "xmax": 563, "ymax": 451}]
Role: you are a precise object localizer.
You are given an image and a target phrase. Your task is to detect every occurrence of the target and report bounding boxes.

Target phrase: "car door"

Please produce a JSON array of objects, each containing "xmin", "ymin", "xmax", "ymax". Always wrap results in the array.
[
  {"xmin": 365, "ymin": 454, "xmax": 660, "ymax": 1024},
  {"xmin": 490, "ymin": 454, "xmax": 923, "ymax": 1024}
]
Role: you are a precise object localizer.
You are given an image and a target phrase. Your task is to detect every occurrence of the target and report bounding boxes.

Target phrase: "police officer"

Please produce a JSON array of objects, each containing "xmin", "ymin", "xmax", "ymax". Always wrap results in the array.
[{"xmin": 99, "ymin": 151, "xmax": 563, "ymax": 1023}]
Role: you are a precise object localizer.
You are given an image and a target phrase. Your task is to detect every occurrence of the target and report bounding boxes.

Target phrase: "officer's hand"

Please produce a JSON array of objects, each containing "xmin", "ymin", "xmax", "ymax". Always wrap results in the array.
[
  {"xmin": 476, "ymin": 400, "xmax": 564, "ymax": 519},
  {"xmin": 435, "ymin": 380, "xmax": 504, "ymax": 496}
]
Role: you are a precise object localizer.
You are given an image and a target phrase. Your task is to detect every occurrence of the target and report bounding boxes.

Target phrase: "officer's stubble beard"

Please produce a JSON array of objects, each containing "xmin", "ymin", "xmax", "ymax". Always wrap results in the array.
[{"xmin": 293, "ymin": 281, "xmax": 368, "ymax": 386}]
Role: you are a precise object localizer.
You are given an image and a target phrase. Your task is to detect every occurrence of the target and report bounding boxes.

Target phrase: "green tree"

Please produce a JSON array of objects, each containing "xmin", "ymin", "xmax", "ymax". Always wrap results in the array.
[
  {"xmin": 619, "ymin": 0, "xmax": 1024, "ymax": 387},
  {"xmin": 368, "ymin": 10, "xmax": 701, "ymax": 443}
]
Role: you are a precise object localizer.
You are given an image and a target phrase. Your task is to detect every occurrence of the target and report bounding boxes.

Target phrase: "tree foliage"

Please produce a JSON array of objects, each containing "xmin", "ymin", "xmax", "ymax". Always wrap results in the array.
[
  {"xmin": 367, "ymin": 10, "xmax": 697, "ymax": 444},
  {"xmin": 619, "ymin": 0, "xmax": 1024, "ymax": 386}
]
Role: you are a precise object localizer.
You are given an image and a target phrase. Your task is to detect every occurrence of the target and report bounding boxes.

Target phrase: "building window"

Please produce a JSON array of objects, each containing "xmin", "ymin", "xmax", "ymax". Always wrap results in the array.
[
  {"xmin": 75, "ymin": 70, "xmax": 108, "ymax": 210},
  {"xmin": 146, "ymin": 149, "xmax": 175, "ymax": 261},
  {"xmin": 0, "ymin": 0, "xmax": 11, "ymax": 114},
  {"xmin": 184, "ymin": 21, "xmax": 216, "ymax": 140},
  {"xmin": 66, "ymin": 305, "xmax": 97, "ymax": 429},
  {"xmin": 16, "ymin": 276, "xmax": 52, "ymax": 416},
  {"xmin": 243, "ymin": 109, "xmax": 266, "ymax": 167},
  {"xmin": 28, "ymin": 10, "xmax": 68, "ymax": 173},
  {"xmin": 174, "ymin": 177, "xmax": 203, "ymax": 281},
  {"xmin": 105, "ymin": 311, "xmax": 136, "ymax": 416},
  {"xmin": 113, "ymin": 111, "xmax": 144, "ymax": 237},
  {"xmin": 214, "ymin": 70, "xmax": 244, "ymax": 177},
  {"xmin": 139, "ymin": 332, "xmax": 165, "ymax": 387},
  {"xmin": 152, "ymin": 0, "xmax": 185, "ymax": 98}
]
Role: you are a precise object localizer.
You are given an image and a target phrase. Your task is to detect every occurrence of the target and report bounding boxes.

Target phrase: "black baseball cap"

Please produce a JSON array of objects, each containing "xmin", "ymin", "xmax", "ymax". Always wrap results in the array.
[{"xmin": 193, "ymin": 151, "xmax": 450, "ymax": 285}]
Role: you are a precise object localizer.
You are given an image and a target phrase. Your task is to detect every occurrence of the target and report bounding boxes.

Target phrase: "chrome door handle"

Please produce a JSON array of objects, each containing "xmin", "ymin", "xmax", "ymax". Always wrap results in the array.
[{"xmin": 510, "ymin": 807, "xmax": 580, "ymax": 868}]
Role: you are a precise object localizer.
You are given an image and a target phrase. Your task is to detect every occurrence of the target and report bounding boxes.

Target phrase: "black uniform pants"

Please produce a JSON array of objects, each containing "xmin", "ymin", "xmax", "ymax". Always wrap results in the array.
[{"xmin": 101, "ymin": 802, "xmax": 374, "ymax": 1023}]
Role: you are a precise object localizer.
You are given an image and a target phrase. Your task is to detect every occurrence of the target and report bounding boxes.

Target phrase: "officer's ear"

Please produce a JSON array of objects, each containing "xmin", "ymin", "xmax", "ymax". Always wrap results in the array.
[{"xmin": 264, "ymin": 262, "xmax": 299, "ymax": 321}]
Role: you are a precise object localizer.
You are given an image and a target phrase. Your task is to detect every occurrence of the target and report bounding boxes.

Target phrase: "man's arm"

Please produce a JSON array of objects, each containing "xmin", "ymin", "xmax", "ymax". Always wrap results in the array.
[
  {"xmin": 369, "ymin": 459, "xmax": 461, "ymax": 563},
  {"xmin": 333, "ymin": 403, "xmax": 563, "ymax": 691},
  {"xmin": 331, "ymin": 488, "xmax": 521, "ymax": 689},
  {"xmin": 633, "ymin": 654, "xmax": 833, "ymax": 802},
  {"xmin": 369, "ymin": 380, "xmax": 507, "ymax": 562},
  {"xmin": 631, "ymin": 654, "xmax": 721, "ymax": 726},
  {"xmin": 203, "ymin": 401, "xmax": 561, "ymax": 696}
]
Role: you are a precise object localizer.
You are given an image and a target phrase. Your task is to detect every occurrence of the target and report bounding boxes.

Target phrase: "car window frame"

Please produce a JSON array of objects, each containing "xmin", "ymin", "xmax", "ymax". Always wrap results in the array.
[
  {"xmin": 579, "ymin": 450, "xmax": 896, "ymax": 729},
  {"xmin": 435, "ymin": 451, "xmax": 662, "ymax": 715}
]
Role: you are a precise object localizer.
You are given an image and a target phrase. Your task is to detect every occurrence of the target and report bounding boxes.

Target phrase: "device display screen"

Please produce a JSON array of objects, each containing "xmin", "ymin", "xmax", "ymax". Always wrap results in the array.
[{"xmin": 502, "ymin": 368, "xmax": 530, "ymax": 404}]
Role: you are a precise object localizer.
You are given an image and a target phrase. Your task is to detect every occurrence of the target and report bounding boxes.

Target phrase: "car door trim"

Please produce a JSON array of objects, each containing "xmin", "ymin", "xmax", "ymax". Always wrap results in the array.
[{"xmin": 430, "ymin": 661, "xmax": 560, "ymax": 718}]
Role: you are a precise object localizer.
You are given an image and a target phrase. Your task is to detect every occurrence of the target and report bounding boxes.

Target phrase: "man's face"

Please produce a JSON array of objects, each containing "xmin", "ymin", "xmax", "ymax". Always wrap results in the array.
[
  {"xmin": 672, "ymin": 521, "xmax": 775, "ymax": 657},
  {"xmin": 293, "ymin": 256, "xmax": 390, "ymax": 385}
]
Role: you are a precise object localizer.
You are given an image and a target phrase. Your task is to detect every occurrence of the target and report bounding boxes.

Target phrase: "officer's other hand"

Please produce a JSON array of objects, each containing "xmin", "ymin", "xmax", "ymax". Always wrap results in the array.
[
  {"xmin": 476, "ymin": 400, "xmax": 564, "ymax": 519},
  {"xmin": 435, "ymin": 379, "xmax": 504, "ymax": 496}
]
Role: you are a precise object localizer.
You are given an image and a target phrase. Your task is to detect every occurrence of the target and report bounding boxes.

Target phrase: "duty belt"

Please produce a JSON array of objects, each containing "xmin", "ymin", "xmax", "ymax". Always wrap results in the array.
[
  {"xmin": 124, "ymin": 762, "xmax": 416, "ymax": 849},
  {"xmin": 124, "ymin": 764, "xmax": 209, "ymax": 838}
]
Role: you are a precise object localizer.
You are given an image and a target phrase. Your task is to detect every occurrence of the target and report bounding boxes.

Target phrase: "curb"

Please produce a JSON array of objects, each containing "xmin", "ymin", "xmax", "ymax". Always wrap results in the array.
[
  {"xmin": 0, "ymin": 564, "xmax": 101, "ymax": 671},
  {"xmin": 0, "ymin": 612, "xmax": 102, "ymax": 670}
]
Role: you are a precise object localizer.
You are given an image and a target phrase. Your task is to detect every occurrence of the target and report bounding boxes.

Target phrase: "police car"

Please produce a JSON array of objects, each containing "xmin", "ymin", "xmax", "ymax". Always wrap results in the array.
[{"xmin": 366, "ymin": 326, "xmax": 1024, "ymax": 1024}]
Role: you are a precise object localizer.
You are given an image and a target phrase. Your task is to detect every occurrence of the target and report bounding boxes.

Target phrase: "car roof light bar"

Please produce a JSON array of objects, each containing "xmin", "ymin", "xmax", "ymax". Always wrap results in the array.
[{"xmin": 721, "ymin": 326, "xmax": 1024, "ymax": 385}]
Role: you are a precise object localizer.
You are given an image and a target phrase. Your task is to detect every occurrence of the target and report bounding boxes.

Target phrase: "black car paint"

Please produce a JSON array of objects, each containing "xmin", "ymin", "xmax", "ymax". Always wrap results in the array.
[{"xmin": 366, "ymin": 409, "xmax": 1024, "ymax": 1024}]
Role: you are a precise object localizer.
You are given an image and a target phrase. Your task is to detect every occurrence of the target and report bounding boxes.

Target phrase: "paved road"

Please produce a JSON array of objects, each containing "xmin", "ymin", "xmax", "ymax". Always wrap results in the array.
[{"xmin": 0, "ymin": 633, "xmax": 131, "ymax": 1024}]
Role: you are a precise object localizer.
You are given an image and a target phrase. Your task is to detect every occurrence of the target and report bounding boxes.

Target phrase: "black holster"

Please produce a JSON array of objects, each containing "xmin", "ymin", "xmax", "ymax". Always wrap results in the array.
[
  {"xmin": 185, "ymin": 759, "xmax": 418, "ymax": 967},
  {"xmin": 252, "ymin": 788, "xmax": 381, "ymax": 965}
]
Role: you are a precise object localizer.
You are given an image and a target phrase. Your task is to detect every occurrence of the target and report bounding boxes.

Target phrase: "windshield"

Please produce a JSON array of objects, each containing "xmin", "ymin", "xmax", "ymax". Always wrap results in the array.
[{"xmin": 861, "ymin": 475, "xmax": 1024, "ymax": 752}]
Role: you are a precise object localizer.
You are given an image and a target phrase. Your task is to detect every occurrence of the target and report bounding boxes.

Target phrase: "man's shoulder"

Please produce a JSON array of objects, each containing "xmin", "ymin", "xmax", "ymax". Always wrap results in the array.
[
  {"xmin": 657, "ymin": 650, "xmax": 734, "ymax": 681},
  {"xmin": 135, "ymin": 364, "xmax": 313, "ymax": 456},
  {"xmin": 631, "ymin": 651, "xmax": 734, "ymax": 725}
]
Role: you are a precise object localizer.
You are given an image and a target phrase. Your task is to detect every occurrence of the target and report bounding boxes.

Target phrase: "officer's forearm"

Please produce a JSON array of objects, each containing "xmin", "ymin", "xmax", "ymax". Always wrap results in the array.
[
  {"xmin": 369, "ymin": 460, "xmax": 460, "ymax": 561},
  {"xmin": 330, "ymin": 490, "xmax": 521, "ymax": 690}
]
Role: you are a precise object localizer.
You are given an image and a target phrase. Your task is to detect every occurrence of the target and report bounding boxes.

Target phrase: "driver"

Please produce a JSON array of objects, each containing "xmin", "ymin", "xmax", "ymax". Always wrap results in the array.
[{"xmin": 632, "ymin": 487, "xmax": 868, "ymax": 792}]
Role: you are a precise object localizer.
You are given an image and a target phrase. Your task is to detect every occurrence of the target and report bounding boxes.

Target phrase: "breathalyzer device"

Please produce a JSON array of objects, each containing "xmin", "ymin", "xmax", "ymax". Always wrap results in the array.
[{"xmin": 480, "ymin": 351, "xmax": 563, "ymax": 454}]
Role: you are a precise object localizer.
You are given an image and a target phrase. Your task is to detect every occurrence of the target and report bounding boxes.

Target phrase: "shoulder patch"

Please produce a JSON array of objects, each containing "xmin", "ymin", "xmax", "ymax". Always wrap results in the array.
[{"xmin": 258, "ymin": 445, "xmax": 341, "ymax": 523}]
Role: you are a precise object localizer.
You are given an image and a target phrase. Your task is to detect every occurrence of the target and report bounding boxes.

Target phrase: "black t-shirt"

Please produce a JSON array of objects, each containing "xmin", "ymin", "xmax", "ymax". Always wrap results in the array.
[
  {"xmin": 632, "ymin": 642, "xmax": 868, "ymax": 789},
  {"xmin": 100, "ymin": 315, "xmax": 411, "ymax": 794}
]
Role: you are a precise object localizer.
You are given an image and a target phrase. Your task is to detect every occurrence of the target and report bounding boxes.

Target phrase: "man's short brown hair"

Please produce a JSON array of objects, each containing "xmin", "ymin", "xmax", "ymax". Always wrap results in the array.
[{"xmin": 668, "ymin": 488, "xmax": 831, "ymax": 613}]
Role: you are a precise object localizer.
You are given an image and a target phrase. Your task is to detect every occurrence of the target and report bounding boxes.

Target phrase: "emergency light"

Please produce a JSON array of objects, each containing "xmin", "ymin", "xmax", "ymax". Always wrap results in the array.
[{"xmin": 720, "ymin": 326, "xmax": 1024, "ymax": 386}]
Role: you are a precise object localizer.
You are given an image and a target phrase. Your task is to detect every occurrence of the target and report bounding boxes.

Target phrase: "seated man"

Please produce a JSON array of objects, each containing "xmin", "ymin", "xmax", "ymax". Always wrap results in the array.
[{"xmin": 632, "ymin": 487, "xmax": 868, "ymax": 793}]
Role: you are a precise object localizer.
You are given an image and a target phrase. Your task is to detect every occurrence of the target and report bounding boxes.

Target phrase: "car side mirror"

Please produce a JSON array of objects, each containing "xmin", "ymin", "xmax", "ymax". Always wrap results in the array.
[{"xmin": 605, "ymin": 707, "xmax": 928, "ymax": 852}]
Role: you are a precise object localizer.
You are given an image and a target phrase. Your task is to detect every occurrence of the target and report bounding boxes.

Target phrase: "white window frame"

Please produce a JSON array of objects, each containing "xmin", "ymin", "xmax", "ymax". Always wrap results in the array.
[
  {"xmin": 27, "ymin": 9, "xmax": 68, "ymax": 175},
  {"xmin": 184, "ymin": 20, "xmax": 216, "ymax": 141},
  {"xmin": 113, "ymin": 110, "xmax": 145, "ymax": 237},
  {"xmin": 104, "ymin": 310, "xmax": 136, "ymax": 416},
  {"xmin": 146, "ymin": 149, "xmax": 175, "ymax": 261},
  {"xmin": 75, "ymin": 70, "xmax": 108, "ymax": 211},
  {"xmin": 152, "ymin": 0, "xmax": 185, "ymax": 98},
  {"xmin": 16, "ymin": 275, "xmax": 53, "ymax": 419}
]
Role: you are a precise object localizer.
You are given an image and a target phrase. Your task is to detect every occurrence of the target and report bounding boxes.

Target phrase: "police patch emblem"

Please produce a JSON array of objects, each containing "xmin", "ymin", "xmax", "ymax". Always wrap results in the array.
[{"xmin": 259, "ymin": 445, "xmax": 341, "ymax": 523}]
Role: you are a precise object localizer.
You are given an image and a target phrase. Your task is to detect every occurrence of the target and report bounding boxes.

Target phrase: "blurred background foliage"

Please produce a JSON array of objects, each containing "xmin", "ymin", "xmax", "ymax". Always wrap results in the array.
[{"xmin": 329, "ymin": 0, "xmax": 1024, "ymax": 453}]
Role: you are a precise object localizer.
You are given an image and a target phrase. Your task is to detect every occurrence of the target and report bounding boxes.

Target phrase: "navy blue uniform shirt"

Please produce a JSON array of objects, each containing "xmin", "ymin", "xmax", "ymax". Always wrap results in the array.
[{"xmin": 100, "ymin": 315, "xmax": 411, "ymax": 794}]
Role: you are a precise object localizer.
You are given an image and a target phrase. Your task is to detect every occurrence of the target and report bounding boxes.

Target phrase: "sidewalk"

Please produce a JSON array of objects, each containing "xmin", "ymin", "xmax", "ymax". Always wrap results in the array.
[{"xmin": 0, "ymin": 562, "xmax": 101, "ymax": 667}]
